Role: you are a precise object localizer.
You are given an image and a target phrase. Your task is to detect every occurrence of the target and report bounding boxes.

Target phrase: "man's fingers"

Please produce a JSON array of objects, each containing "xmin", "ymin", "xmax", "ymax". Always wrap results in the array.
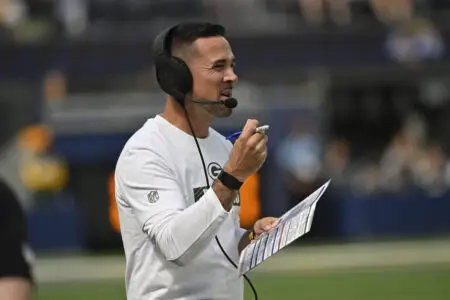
[
  {"xmin": 238, "ymin": 119, "xmax": 259, "ymax": 141},
  {"xmin": 268, "ymin": 217, "xmax": 279, "ymax": 225},
  {"xmin": 249, "ymin": 136, "xmax": 268, "ymax": 162},
  {"xmin": 259, "ymin": 217, "xmax": 279, "ymax": 231},
  {"xmin": 248, "ymin": 131, "xmax": 266, "ymax": 149},
  {"xmin": 265, "ymin": 218, "xmax": 279, "ymax": 230}
]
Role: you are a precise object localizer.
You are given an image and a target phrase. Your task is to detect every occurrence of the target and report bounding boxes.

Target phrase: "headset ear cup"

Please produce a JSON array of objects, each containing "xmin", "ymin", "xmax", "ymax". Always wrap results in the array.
[
  {"xmin": 156, "ymin": 57, "xmax": 193, "ymax": 105},
  {"xmin": 155, "ymin": 58, "xmax": 179, "ymax": 97},
  {"xmin": 153, "ymin": 24, "xmax": 194, "ymax": 106},
  {"xmin": 171, "ymin": 57, "xmax": 193, "ymax": 96}
]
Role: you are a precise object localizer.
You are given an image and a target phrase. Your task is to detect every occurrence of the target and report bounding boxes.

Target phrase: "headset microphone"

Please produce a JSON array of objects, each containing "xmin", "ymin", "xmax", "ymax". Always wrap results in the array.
[{"xmin": 191, "ymin": 97, "xmax": 238, "ymax": 109}]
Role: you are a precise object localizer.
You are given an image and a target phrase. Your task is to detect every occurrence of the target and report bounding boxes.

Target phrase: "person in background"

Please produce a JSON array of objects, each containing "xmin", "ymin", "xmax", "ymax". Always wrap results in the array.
[{"xmin": 0, "ymin": 177, "xmax": 34, "ymax": 300}]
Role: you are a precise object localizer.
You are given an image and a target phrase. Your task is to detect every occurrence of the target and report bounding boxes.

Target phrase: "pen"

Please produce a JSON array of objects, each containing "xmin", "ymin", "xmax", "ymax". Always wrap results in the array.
[{"xmin": 226, "ymin": 125, "xmax": 270, "ymax": 141}]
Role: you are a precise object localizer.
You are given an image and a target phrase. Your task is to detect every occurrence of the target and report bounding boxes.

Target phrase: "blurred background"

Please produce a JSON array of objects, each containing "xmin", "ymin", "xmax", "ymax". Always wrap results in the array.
[{"xmin": 1, "ymin": 0, "xmax": 450, "ymax": 299}]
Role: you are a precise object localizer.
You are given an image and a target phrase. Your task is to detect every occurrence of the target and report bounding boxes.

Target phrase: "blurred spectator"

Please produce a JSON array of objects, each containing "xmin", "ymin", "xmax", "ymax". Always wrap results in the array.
[
  {"xmin": 387, "ymin": 114, "xmax": 425, "ymax": 185},
  {"xmin": 18, "ymin": 125, "xmax": 68, "ymax": 195},
  {"xmin": 0, "ymin": 0, "xmax": 27, "ymax": 41},
  {"xmin": 378, "ymin": 127, "xmax": 424, "ymax": 193},
  {"xmin": 43, "ymin": 70, "xmax": 67, "ymax": 102},
  {"xmin": 323, "ymin": 138, "xmax": 351, "ymax": 187},
  {"xmin": 339, "ymin": 111, "xmax": 450, "ymax": 196},
  {"xmin": 0, "ymin": 0, "xmax": 60, "ymax": 43},
  {"xmin": 0, "ymin": 0, "xmax": 27, "ymax": 29},
  {"xmin": 297, "ymin": 0, "xmax": 325, "ymax": 26},
  {"xmin": 371, "ymin": 0, "xmax": 414, "ymax": 26},
  {"xmin": 54, "ymin": 0, "xmax": 88, "ymax": 38},
  {"xmin": 275, "ymin": 119, "xmax": 323, "ymax": 206},
  {"xmin": 386, "ymin": 17, "xmax": 444, "ymax": 65},
  {"xmin": 378, "ymin": 130, "xmax": 417, "ymax": 192},
  {"xmin": 411, "ymin": 142, "xmax": 448, "ymax": 196},
  {"xmin": 350, "ymin": 162, "xmax": 380, "ymax": 196},
  {"xmin": 276, "ymin": 120, "xmax": 322, "ymax": 185},
  {"xmin": 297, "ymin": 0, "xmax": 351, "ymax": 26}
]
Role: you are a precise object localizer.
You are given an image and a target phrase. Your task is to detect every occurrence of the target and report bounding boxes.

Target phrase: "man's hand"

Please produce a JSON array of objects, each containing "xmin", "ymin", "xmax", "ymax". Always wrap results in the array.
[
  {"xmin": 224, "ymin": 119, "xmax": 268, "ymax": 182},
  {"xmin": 214, "ymin": 119, "xmax": 268, "ymax": 212},
  {"xmin": 238, "ymin": 217, "xmax": 279, "ymax": 253},
  {"xmin": 253, "ymin": 217, "xmax": 278, "ymax": 238}
]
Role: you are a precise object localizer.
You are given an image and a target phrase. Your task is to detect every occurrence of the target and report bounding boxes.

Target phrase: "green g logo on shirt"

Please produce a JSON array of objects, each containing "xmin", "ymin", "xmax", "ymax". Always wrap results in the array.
[
  {"xmin": 193, "ymin": 161, "xmax": 240, "ymax": 206},
  {"xmin": 207, "ymin": 162, "xmax": 222, "ymax": 180}
]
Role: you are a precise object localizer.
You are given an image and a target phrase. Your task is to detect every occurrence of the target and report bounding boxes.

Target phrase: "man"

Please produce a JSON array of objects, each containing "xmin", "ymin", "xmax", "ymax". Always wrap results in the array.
[
  {"xmin": 115, "ymin": 22, "xmax": 277, "ymax": 299},
  {"xmin": 0, "ymin": 178, "xmax": 34, "ymax": 300}
]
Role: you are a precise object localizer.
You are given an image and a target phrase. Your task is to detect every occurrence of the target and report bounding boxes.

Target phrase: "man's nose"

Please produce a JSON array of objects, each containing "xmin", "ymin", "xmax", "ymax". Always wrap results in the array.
[{"xmin": 224, "ymin": 68, "xmax": 238, "ymax": 85}]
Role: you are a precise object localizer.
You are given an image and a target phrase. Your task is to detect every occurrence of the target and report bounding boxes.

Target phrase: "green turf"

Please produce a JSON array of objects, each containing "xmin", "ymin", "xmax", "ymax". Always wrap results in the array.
[{"xmin": 36, "ymin": 266, "xmax": 450, "ymax": 300}]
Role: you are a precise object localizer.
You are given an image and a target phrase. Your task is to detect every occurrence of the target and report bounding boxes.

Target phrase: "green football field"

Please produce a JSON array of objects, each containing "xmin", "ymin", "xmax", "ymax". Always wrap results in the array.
[
  {"xmin": 33, "ymin": 239, "xmax": 450, "ymax": 299},
  {"xmin": 36, "ymin": 265, "xmax": 450, "ymax": 300}
]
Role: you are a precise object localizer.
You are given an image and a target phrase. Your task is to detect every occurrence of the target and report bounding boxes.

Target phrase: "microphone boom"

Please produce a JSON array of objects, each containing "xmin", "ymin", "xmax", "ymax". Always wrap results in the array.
[{"xmin": 191, "ymin": 97, "xmax": 238, "ymax": 109}]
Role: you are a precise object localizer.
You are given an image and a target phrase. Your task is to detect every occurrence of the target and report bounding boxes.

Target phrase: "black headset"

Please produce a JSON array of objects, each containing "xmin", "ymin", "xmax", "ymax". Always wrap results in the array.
[
  {"xmin": 152, "ymin": 24, "xmax": 259, "ymax": 300},
  {"xmin": 152, "ymin": 25, "xmax": 194, "ymax": 105}
]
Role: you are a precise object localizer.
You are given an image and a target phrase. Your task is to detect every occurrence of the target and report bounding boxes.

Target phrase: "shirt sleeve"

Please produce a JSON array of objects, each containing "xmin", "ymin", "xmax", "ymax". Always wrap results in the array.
[
  {"xmin": 236, "ymin": 227, "xmax": 248, "ymax": 242},
  {"xmin": 116, "ymin": 147, "xmax": 230, "ymax": 266}
]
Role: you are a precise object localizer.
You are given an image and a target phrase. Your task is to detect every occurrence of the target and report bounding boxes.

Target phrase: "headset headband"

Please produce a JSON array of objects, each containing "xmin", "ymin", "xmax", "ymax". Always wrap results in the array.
[{"xmin": 152, "ymin": 26, "xmax": 174, "ymax": 64}]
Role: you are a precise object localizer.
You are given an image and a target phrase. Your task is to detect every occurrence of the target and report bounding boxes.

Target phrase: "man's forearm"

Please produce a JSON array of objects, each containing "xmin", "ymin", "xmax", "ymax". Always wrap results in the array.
[
  {"xmin": 213, "ymin": 179, "xmax": 251, "ymax": 254},
  {"xmin": 212, "ymin": 179, "xmax": 238, "ymax": 212},
  {"xmin": 144, "ymin": 188, "xmax": 230, "ymax": 266},
  {"xmin": 143, "ymin": 179, "xmax": 240, "ymax": 265}
]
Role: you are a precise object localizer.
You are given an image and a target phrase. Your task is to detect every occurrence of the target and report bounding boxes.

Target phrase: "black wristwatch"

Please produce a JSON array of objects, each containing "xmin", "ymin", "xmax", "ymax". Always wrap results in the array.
[{"xmin": 217, "ymin": 170, "xmax": 243, "ymax": 190}]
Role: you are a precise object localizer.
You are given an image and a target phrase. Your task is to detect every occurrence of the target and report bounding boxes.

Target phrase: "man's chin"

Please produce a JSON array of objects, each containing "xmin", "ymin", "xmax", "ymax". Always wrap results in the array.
[
  {"xmin": 202, "ymin": 98, "xmax": 233, "ymax": 119},
  {"xmin": 213, "ymin": 107, "xmax": 233, "ymax": 119}
]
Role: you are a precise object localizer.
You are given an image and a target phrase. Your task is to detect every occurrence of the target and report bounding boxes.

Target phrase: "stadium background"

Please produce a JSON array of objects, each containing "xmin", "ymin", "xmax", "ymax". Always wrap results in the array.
[{"xmin": 1, "ymin": 0, "xmax": 450, "ymax": 299}]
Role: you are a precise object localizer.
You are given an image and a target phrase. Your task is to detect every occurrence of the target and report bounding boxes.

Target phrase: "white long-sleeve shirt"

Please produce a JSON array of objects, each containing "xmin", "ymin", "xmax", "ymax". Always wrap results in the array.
[{"xmin": 115, "ymin": 114, "xmax": 246, "ymax": 300}]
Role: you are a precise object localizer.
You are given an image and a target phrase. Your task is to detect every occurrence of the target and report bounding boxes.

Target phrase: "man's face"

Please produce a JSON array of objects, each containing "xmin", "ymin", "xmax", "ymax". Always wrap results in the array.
[{"xmin": 187, "ymin": 36, "xmax": 238, "ymax": 118}]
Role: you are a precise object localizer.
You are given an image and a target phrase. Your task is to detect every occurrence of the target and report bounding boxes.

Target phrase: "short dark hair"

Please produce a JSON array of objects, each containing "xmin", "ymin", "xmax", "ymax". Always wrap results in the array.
[{"xmin": 168, "ymin": 22, "xmax": 226, "ymax": 55}]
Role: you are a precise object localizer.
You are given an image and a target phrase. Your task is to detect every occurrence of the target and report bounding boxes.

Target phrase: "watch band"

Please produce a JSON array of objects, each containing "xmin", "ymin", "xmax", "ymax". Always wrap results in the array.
[{"xmin": 217, "ymin": 170, "xmax": 243, "ymax": 190}]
